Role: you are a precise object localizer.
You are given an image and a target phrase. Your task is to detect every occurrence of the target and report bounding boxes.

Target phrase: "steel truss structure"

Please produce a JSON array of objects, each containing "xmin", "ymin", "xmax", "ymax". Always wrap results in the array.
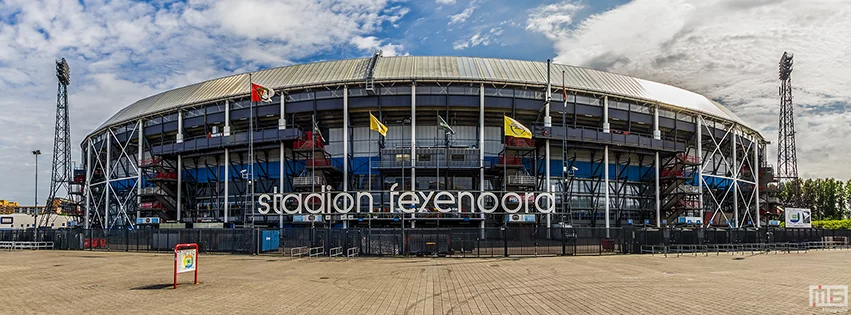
[{"xmin": 82, "ymin": 56, "xmax": 767, "ymax": 231}]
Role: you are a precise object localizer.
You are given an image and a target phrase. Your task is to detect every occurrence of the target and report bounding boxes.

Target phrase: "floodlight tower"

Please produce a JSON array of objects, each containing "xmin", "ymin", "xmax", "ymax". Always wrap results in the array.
[
  {"xmin": 39, "ymin": 58, "xmax": 73, "ymax": 227},
  {"xmin": 776, "ymin": 52, "xmax": 800, "ymax": 206}
]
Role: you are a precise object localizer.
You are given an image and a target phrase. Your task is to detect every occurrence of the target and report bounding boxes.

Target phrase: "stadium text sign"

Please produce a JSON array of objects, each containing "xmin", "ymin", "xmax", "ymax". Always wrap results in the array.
[{"xmin": 257, "ymin": 183, "xmax": 555, "ymax": 214}]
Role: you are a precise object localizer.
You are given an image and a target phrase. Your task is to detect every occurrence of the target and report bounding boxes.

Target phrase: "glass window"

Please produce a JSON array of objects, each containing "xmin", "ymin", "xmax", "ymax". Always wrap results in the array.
[
  {"xmin": 567, "ymin": 94, "xmax": 576, "ymax": 103},
  {"xmin": 514, "ymin": 89, "xmax": 533, "ymax": 99},
  {"xmin": 417, "ymin": 154, "xmax": 432, "ymax": 162},
  {"xmin": 348, "ymin": 88, "xmax": 366, "ymax": 97},
  {"xmin": 576, "ymin": 95, "xmax": 592, "ymax": 105},
  {"xmin": 205, "ymin": 104, "xmax": 222, "ymax": 114},
  {"xmin": 395, "ymin": 154, "xmax": 410, "ymax": 162},
  {"xmin": 448, "ymin": 86, "xmax": 477, "ymax": 95},
  {"xmin": 450, "ymin": 154, "xmax": 465, "ymax": 161},
  {"xmin": 162, "ymin": 113, "xmax": 177, "ymax": 122},
  {"xmin": 631, "ymin": 103, "xmax": 651, "ymax": 114},
  {"xmin": 484, "ymin": 87, "xmax": 510, "ymax": 97},
  {"xmin": 185, "ymin": 108, "xmax": 204, "ymax": 118},
  {"xmin": 315, "ymin": 90, "xmax": 333, "ymax": 99}
]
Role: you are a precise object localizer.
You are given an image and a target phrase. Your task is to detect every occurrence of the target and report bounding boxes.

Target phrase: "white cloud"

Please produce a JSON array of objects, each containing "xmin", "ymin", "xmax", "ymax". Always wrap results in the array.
[
  {"xmin": 527, "ymin": 0, "xmax": 851, "ymax": 179},
  {"xmin": 453, "ymin": 27, "xmax": 503, "ymax": 50},
  {"xmin": 525, "ymin": 0, "xmax": 583, "ymax": 39},
  {"xmin": 350, "ymin": 36, "xmax": 408, "ymax": 56},
  {"xmin": 436, "ymin": 0, "xmax": 455, "ymax": 4},
  {"xmin": 0, "ymin": 0, "xmax": 406, "ymax": 203},
  {"xmin": 448, "ymin": 2, "xmax": 477, "ymax": 25}
]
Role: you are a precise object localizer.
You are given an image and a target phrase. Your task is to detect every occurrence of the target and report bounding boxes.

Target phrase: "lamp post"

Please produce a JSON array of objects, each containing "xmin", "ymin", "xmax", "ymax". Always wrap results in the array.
[{"xmin": 32, "ymin": 150, "xmax": 41, "ymax": 234}]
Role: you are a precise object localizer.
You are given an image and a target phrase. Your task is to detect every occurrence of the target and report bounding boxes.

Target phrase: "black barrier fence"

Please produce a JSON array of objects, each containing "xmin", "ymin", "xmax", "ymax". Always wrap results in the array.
[{"xmin": 3, "ymin": 227, "xmax": 850, "ymax": 257}]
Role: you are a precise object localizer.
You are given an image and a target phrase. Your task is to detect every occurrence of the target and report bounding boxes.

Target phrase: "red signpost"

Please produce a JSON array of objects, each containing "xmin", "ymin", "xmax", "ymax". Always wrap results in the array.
[{"xmin": 173, "ymin": 243, "xmax": 199, "ymax": 289}]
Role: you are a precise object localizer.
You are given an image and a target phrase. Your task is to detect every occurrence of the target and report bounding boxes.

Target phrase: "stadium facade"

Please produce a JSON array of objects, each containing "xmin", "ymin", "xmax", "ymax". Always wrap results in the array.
[{"xmin": 81, "ymin": 55, "xmax": 773, "ymax": 231}]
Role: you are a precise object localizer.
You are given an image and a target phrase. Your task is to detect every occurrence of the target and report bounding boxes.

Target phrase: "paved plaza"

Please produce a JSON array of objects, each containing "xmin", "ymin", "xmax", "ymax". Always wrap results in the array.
[{"xmin": 1, "ymin": 250, "xmax": 850, "ymax": 314}]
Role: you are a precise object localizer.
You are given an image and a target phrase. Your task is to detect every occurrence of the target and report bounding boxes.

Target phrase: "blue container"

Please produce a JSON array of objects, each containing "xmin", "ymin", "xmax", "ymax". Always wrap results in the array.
[{"xmin": 260, "ymin": 230, "xmax": 280, "ymax": 252}]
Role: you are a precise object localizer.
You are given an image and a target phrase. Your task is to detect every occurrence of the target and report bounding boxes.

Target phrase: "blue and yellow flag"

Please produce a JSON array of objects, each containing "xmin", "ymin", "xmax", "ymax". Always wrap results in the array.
[
  {"xmin": 504, "ymin": 116, "xmax": 532, "ymax": 139},
  {"xmin": 369, "ymin": 113, "xmax": 388, "ymax": 137}
]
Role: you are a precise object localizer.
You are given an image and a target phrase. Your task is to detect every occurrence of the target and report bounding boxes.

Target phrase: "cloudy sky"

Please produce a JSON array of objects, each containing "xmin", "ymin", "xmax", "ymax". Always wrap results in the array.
[{"xmin": 0, "ymin": 0, "xmax": 848, "ymax": 204}]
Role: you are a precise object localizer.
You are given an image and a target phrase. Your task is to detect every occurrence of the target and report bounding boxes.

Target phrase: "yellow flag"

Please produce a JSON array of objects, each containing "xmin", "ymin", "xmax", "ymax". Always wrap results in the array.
[
  {"xmin": 504, "ymin": 116, "xmax": 532, "ymax": 139},
  {"xmin": 370, "ymin": 113, "xmax": 388, "ymax": 137}
]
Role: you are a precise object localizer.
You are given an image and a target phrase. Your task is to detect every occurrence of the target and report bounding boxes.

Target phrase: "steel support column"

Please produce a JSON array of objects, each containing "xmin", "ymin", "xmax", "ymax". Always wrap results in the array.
[
  {"xmin": 410, "ymin": 82, "xmax": 416, "ymax": 228},
  {"xmin": 279, "ymin": 142, "xmax": 284, "ymax": 228},
  {"xmin": 224, "ymin": 149, "xmax": 229, "ymax": 223},
  {"xmin": 177, "ymin": 155, "xmax": 182, "ymax": 222},
  {"xmin": 136, "ymin": 120, "xmax": 143, "ymax": 220},
  {"xmin": 545, "ymin": 60, "xmax": 552, "ymax": 236},
  {"xmin": 105, "ymin": 130, "xmax": 111, "ymax": 229},
  {"xmin": 733, "ymin": 128, "xmax": 738, "ymax": 228},
  {"xmin": 343, "ymin": 85, "xmax": 349, "ymax": 229},
  {"xmin": 697, "ymin": 116, "xmax": 704, "ymax": 222},
  {"xmin": 84, "ymin": 139, "xmax": 92, "ymax": 229},
  {"xmin": 754, "ymin": 139, "xmax": 761, "ymax": 228},
  {"xmin": 604, "ymin": 145, "xmax": 610, "ymax": 237},
  {"xmin": 479, "ymin": 83, "xmax": 485, "ymax": 238},
  {"xmin": 655, "ymin": 151, "xmax": 661, "ymax": 227}
]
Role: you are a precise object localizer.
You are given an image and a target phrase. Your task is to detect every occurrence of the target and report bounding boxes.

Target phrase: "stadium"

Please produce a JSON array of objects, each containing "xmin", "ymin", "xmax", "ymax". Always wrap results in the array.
[{"xmin": 81, "ymin": 55, "xmax": 774, "ymax": 232}]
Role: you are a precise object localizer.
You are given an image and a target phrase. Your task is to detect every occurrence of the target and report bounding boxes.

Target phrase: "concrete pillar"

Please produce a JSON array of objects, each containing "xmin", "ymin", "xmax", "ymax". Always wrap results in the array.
[
  {"xmin": 603, "ymin": 96, "xmax": 610, "ymax": 133},
  {"xmin": 653, "ymin": 104, "xmax": 661, "ymax": 140},
  {"xmin": 224, "ymin": 100, "xmax": 231, "ymax": 136},
  {"xmin": 177, "ymin": 111, "xmax": 184, "ymax": 143},
  {"xmin": 279, "ymin": 92, "xmax": 286, "ymax": 130}
]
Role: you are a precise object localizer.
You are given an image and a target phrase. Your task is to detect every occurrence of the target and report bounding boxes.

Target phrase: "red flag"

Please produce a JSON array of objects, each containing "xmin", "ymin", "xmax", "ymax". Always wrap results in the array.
[{"xmin": 251, "ymin": 83, "xmax": 273, "ymax": 102}]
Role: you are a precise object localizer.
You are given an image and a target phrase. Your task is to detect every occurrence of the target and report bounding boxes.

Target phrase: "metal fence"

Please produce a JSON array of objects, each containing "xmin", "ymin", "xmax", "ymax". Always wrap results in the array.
[{"xmin": 2, "ymin": 227, "xmax": 850, "ymax": 257}]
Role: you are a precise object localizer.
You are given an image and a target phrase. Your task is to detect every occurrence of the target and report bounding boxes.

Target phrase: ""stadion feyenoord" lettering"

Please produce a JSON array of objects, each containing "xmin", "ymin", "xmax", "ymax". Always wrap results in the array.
[{"xmin": 257, "ymin": 183, "xmax": 555, "ymax": 215}]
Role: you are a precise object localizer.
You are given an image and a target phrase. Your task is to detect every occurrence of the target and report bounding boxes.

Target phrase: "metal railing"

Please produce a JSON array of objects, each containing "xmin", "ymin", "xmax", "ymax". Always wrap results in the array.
[{"xmin": 2, "ymin": 227, "xmax": 849, "ymax": 258}]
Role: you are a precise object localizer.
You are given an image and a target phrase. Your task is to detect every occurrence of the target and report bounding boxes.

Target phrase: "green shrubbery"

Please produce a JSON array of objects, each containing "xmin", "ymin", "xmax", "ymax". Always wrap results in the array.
[{"xmin": 812, "ymin": 219, "xmax": 851, "ymax": 229}]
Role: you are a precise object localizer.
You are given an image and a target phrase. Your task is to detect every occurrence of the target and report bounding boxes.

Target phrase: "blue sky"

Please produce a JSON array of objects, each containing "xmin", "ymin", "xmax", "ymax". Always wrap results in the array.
[{"xmin": 0, "ymin": 0, "xmax": 850, "ymax": 204}]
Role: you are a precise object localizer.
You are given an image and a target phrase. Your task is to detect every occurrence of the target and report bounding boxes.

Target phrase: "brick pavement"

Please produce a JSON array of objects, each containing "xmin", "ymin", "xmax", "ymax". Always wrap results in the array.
[{"xmin": 1, "ymin": 250, "xmax": 849, "ymax": 314}]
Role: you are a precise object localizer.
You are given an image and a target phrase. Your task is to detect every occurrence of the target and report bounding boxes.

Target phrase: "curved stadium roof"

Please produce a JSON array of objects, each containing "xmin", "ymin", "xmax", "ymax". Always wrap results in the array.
[{"xmin": 92, "ymin": 56, "xmax": 757, "ymax": 136}]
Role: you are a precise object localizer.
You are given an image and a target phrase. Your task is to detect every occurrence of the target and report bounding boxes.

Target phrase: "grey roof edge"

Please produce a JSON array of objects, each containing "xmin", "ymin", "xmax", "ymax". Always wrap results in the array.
[{"xmin": 86, "ymin": 56, "xmax": 763, "ymax": 141}]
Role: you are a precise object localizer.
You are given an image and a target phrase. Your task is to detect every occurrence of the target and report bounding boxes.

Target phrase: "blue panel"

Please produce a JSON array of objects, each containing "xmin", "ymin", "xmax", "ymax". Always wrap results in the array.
[
  {"xmin": 515, "ymin": 99, "xmax": 540, "ymax": 111},
  {"xmin": 316, "ymin": 99, "xmax": 342, "ymax": 111},
  {"xmin": 381, "ymin": 95, "xmax": 411, "ymax": 107},
  {"xmin": 256, "ymin": 104, "xmax": 278, "ymax": 117},
  {"xmin": 484, "ymin": 97, "xmax": 512, "ymax": 108},
  {"xmin": 416, "ymin": 95, "xmax": 446, "ymax": 106},
  {"xmin": 285, "ymin": 101, "xmax": 312, "ymax": 114},
  {"xmin": 448, "ymin": 95, "xmax": 478, "ymax": 107},
  {"xmin": 349, "ymin": 96, "xmax": 378, "ymax": 108}
]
